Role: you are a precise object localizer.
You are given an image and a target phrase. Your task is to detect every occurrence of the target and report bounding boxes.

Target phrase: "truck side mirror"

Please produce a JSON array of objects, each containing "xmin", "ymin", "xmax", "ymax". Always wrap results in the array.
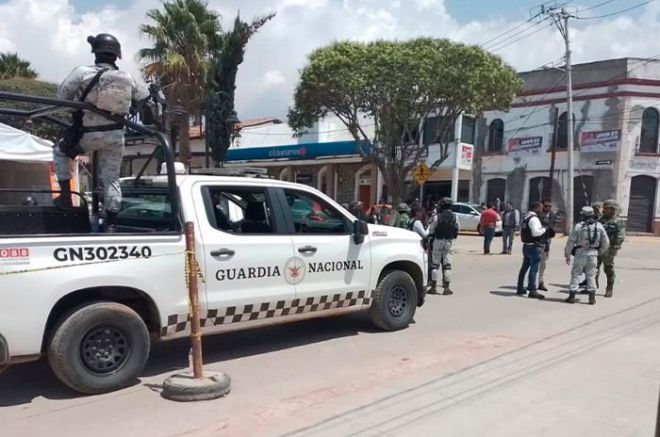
[{"xmin": 353, "ymin": 220, "xmax": 369, "ymax": 245}]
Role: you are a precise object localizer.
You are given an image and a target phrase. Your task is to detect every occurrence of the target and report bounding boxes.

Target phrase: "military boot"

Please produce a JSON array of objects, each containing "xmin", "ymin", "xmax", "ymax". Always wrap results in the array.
[
  {"xmin": 564, "ymin": 292, "xmax": 576, "ymax": 304},
  {"xmin": 589, "ymin": 292, "xmax": 596, "ymax": 305},
  {"xmin": 605, "ymin": 275, "xmax": 614, "ymax": 298},
  {"xmin": 53, "ymin": 180, "xmax": 72, "ymax": 209},
  {"xmin": 442, "ymin": 282, "xmax": 453, "ymax": 296},
  {"xmin": 104, "ymin": 211, "xmax": 118, "ymax": 233},
  {"xmin": 428, "ymin": 281, "xmax": 439, "ymax": 295}
]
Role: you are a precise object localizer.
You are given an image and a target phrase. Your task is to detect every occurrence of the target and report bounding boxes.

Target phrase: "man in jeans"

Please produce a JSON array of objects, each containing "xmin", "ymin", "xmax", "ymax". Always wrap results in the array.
[
  {"xmin": 537, "ymin": 198, "xmax": 557, "ymax": 291},
  {"xmin": 517, "ymin": 201, "xmax": 547, "ymax": 299},
  {"xmin": 480, "ymin": 202, "xmax": 499, "ymax": 254},
  {"xmin": 501, "ymin": 202, "xmax": 520, "ymax": 254}
]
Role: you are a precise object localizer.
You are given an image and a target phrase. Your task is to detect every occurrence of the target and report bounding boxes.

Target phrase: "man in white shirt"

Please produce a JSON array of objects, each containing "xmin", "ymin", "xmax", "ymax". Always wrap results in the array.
[
  {"xmin": 409, "ymin": 206, "xmax": 428, "ymax": 238},
  {"xmin": 517, "ymin": 201, "xmax": 548, "ymax": 299}
]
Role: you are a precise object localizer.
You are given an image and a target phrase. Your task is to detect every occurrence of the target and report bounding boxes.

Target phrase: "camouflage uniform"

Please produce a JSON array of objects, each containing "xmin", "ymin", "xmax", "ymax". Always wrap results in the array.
[
  {"xmin": 564, "ymin": 207, "xmax": 610, "ymax": 305},
  {"xmin": 597, "ymin": 199, "xmax": 626, "ymax": 297},
  {"xmin": 53, "ymin": 63, "xmax": 149, "ymax": 212},
  {"xmin": 428, "ymin": 205, "xmax": 460, "ymax": 295}
]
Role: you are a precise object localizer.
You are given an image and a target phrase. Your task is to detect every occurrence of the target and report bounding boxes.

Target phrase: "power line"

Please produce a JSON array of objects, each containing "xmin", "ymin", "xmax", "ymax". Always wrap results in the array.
[
  {"xmin": 578, "ymin": 0, "xmax": 618, "ymax": 12},
  {"xmin": 577, "ymin": 0, "xmax": 653, "ymax": 19},
  {"xmin": 488, "ymin": 18, "xmax": 554, "ymax": 52}
]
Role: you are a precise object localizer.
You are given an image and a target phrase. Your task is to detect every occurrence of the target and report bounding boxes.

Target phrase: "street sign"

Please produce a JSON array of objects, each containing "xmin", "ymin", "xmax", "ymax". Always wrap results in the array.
[
  {"xmin": 595, "ymin": 159, "xmax": 613, "ymax": 166},
  {"xmin": 413, "ymin": 162, "xmax": 431, "ymax": 184}
]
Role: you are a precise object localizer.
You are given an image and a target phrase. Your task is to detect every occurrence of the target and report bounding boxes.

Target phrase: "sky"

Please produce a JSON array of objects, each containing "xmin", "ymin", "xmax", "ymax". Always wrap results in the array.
[{"xmin": 0, "ymin": 0, "xmax": 657, "ymax": 121}]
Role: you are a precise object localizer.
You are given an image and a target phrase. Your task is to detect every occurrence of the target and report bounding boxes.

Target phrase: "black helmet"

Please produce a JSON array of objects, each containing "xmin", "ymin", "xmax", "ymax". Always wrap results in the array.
[{"xmin": 87, "ymin": 33, "xmax": 122, "ymax": 59}]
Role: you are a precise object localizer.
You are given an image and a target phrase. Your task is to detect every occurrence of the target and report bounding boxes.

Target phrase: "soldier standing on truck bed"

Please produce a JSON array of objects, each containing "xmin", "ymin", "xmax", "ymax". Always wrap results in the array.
[{"xmin": 53, "ymin": 33, "xmax": 149, "ymax": 232}]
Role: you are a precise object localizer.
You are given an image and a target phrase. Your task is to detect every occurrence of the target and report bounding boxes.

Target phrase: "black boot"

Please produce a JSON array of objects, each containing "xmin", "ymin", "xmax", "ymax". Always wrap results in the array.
[
  {"xmin": 604, "ymin": 287, "xmax": 613, "ymax": 298},
  {"xmin": 538, "ymin": 282, "xmax": 548, "ymax": 292},
  {"xmin": 589, "ymin": 292, "xmax": 596, "ymax": 305},
  {"xmin": 528, "ymin": 290, "xmax": 546, "ymax": 300},
  {"xmin": 442, "ymin": 282, "xmax": 453, "ymax": 295},
  {"xmin": 565, "ymin": 292, "xmax": 576, "ymax": 304},
  {"xmin": 53, "ymin": 180, "xmax": 72, "ymax": 208},
  {"xmin": 104, "ymin": 211, "xmax": 118, "ymax": 233}
]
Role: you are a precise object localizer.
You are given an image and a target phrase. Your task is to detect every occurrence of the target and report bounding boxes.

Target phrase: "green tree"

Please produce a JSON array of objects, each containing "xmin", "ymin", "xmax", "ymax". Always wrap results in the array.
[
  {"xmin": 138, "ymin": 0, "xmax": 222, "ymax": 163},
  {"xmin": 0, "ymin": 53, "xmax": 37, "ymax": 80},
  {"xmin": 206, "ymin": 12, "xmax": 275, "ymax": 165},
  {"xmin": 289, "ymin": 38, "xmax": 522, "ymax": 204},
  {"xmin": 0, "ymin": 77, "xmax": 59, "ymax": 140}
]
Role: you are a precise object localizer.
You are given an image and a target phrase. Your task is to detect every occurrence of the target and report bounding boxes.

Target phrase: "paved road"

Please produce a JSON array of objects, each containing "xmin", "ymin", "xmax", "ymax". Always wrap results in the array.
[{"xmin": 1, "ymin": 235, "xmax": 659, "ymax": 437}]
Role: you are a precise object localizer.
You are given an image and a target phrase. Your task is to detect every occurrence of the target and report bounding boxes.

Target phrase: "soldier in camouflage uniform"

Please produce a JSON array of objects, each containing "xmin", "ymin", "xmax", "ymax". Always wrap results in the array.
[
  {"xmin": 428, "ymin": 197, "xmax": 460, "ymax": 295},
  {"xmin": 597, "ymin": 199, "xmax": 626, "ymax": 298},
  {"xmin": 564, "ymin": 206, "xmax": 610, "ymax": 305},
  {"xmin": 53, "ymin": 33, "xmax": 149, "ymax": 231}
]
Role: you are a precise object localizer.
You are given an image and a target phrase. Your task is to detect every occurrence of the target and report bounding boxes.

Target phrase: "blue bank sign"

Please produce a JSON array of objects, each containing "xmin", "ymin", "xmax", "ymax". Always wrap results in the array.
[{"xmin": 225, "ymin": 140, "xmax": 369, "ymax": 162}]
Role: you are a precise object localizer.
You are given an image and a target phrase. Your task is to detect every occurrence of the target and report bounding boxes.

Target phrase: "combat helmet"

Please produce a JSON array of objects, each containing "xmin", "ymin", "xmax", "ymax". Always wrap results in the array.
[
  {"xmin": 603, "ymin": 199, "xmax": 619, "ymax": 210},
  {"xmin": 397, "ymin": 202, "xmax": 411, "ymax": 214},
  {"xmin": 88, "ymin": 33, "xmax": 122, "ymax": 59}
]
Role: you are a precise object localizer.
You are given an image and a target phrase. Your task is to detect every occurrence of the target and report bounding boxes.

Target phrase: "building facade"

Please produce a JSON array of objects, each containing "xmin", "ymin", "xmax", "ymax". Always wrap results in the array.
[{"xmin": 475, "ymin": 58, "xmax": 660, "ymax": 235}]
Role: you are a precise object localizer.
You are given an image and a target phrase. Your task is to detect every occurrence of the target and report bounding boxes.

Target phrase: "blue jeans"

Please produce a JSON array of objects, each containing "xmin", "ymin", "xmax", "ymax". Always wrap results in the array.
[
  {"xmin": 483, "ymin": 227, "xmax": 496, "ymax": 253},
  {"xmin": 517, "ymin": 244, "xmax": 543, "ymax": 292},
  {"xmin": 502, "ymin": 227, "xmax": 515, "ymax": 253}
]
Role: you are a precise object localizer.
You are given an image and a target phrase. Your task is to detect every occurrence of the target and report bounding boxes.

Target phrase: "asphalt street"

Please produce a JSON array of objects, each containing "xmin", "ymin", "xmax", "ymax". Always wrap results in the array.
[{"xmin": 1, "ymin": 234, "xmax": 659, "ymax": 437}]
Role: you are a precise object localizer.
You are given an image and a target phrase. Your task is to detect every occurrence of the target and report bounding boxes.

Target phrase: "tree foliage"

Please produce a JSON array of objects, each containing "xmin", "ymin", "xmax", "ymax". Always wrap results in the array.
[
  {"xmin": 0, "ymin": 77, "xmax": 60, "ymax": 140},
  {"xmin": 206, "ymin": 12, "xmax": 275, "ymax": 165},
  {"xmin": 289, "ymin": 38, "xmax": 522, "ymax": 203},
  {"xmin": 138, "ymin": 0, "xmax": 222, "ymax": 162},
  {"xmin": 0, "ymin": 52, "xmax": 37, "ymax": 80}
]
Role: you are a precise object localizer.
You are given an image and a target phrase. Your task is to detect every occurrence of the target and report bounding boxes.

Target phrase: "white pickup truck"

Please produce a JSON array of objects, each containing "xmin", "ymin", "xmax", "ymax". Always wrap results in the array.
[{"xmin": 0, "ymin": 173, "xmax": 427, "ymax": 394}]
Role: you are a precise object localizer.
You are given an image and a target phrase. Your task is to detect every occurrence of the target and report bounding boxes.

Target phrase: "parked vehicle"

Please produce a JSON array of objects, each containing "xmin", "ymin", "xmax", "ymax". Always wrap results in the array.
[{"xmin": 450, "ymin": 202, "xmax": 502, "ymax": 235}]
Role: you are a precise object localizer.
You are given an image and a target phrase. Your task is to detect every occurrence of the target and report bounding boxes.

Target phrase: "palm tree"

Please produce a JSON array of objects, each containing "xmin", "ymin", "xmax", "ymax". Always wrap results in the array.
[
  {"xmin": 138, "ymin": 0, "xmax": 222, "ymax": 163},
  {"xmin": 0, "ymin": 53, "xmax": 37, "ymax": 80}
]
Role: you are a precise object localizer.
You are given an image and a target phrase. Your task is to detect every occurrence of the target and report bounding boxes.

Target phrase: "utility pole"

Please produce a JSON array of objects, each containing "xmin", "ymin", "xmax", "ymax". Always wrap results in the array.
[
  {"xmin": 544, "ymin": 5, "xmax": 577, "ymax": 232},
  {"xmin": 451, "ymin": 114, "xmax": 463, "ymax": 202}
]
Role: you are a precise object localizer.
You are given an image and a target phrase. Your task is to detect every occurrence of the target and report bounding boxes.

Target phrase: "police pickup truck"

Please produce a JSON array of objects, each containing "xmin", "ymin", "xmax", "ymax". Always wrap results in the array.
[{"xmin": 0, "ymin": 169, "xmax": 427, "ymax": 394}]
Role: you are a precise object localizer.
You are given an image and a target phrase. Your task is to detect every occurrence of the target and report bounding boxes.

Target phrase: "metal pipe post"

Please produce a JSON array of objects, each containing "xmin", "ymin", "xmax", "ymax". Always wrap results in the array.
[
  {"xmin": 185, "ymin": 222, "xmax": 204, "ymax": 379},
  {"xmin": 565, "ymin": 12, "xmax": 575, "ymax": 232}
]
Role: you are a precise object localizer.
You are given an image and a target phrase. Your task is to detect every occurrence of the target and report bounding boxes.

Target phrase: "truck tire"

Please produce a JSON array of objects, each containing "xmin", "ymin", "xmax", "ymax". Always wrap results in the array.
[
  {"xmin": 47, "ymin": 302, "xmax": 150, "ymax": 394},
  {"xmin": 369, "ymin": 270, "xmax": 417, "ymax": 331}
]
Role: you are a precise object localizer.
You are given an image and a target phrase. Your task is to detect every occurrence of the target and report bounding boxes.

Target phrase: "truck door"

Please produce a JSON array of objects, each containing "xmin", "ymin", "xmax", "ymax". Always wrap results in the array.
[
  {"xmin": 193, "ymin": 184, "xmax": 297, "ymax": 329},
  {"xmin": 278, "ymin": 188, "xmax": 372, "ymax": 307}
]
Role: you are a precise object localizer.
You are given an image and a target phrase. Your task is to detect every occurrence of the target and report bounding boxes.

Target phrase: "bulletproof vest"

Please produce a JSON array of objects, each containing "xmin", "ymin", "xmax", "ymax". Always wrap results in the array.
[
  {"xmin": 434, "ymin": 209, "xmax": 458, "ymax": 239},
  {"xmin": 577, "ymin": 219, "xmax": 600, "ymax": 249},
  {"xmin": 91, "ymin": 69, "xmax": 134, "ymax": 114},
  {"xmin": 600, "ymin": 217, "xmax": 621, "ymax": 246},
  {"xmin": 521, "ymin": 214, "xmax": 544, "ymax": 245}
]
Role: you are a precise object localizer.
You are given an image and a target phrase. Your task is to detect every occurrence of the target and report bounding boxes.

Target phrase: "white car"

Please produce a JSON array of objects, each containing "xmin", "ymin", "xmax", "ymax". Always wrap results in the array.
[{"xmin": 450, "ymin": 202, "xmax": 502, "ymax": 235}]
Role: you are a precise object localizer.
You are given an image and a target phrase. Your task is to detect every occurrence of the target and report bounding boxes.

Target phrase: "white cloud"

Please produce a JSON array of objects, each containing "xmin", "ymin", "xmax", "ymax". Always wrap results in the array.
[
  {"xmin": 263, "ymin": 70, "xmax": 286, "ymax": 88},
  {"xmin": 1, "ymin": 0, "xmax": 660, "ymax": 121}
]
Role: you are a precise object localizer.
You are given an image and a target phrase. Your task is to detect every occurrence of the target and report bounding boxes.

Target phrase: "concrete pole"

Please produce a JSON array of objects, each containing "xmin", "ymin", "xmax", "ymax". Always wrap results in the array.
[
  {"xmin": 564, "ymin": 12, "xmax": 575, "ymax": 232},
  {"xmin": 451, "ymin": 115, "xmax": 463, "ymax": 202}
]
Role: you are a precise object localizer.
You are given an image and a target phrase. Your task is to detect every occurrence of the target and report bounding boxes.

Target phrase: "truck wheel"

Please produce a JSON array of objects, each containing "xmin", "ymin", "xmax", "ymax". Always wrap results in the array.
[
  {"xmin": 369, "ymin": 270, "xmax": 417, "ymax": 331},
  {"xmin": 48, "ymin": 302, "xmax": 150, "ymax": 394}
]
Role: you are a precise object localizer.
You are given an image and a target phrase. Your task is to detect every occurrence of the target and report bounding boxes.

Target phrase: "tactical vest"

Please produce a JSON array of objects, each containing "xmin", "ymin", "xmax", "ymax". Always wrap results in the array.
[
  {"xmin": 521, "ymin": 214, "xmax": 544, "ymax": 245},
  {"xmin": 93, "ymin": 70, "xmax": 134, "ymax": 114},
  {"xmin": 434, "ymin": 210, "xmax": 458, "ymax": 239},
  {"xmin": 600, "ymin": 218, "xmax": 621, "ymax": 247}
]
